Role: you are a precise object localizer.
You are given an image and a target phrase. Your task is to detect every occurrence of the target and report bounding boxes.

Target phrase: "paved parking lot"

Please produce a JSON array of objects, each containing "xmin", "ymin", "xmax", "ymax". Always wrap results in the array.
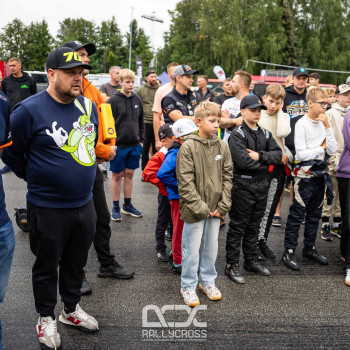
[{"xmin": 2, "ymin": 165, "xmax": 350, "ymax": 350}]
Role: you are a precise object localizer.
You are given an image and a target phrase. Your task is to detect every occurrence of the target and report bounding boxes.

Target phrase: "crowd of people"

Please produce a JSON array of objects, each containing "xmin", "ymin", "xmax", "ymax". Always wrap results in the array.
[{"xmin": 1, "ymin": 39, "xmax": 350, "ymax": 350}]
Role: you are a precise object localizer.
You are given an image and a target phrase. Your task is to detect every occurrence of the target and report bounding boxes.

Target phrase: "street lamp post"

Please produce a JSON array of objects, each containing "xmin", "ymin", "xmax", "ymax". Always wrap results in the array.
[
  {"xmin": 128, "ymin": 7, "xmax": 134, "ymax": 70},
  {"xmin": 141, "ymin": 12, "xmax": 163, "ymax": 52}
]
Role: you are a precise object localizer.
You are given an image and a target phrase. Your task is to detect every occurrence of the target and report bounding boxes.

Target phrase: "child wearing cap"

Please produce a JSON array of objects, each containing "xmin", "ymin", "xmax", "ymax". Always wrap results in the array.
[
  {"xmin": 283, "ymin": 88, "xmax": 337, "ymax": 271},
  {"xmin": 321, "ymin": 84, "xmax": 350, "ymax": 242},
  {"xmin": 177, "ymin": 101, "xmax": 232, "ymax": 306},
  {"xmin": 225, "ymin": 95, "xmax": 282, "ymax": 284},
  {"xmin": 157, "ymin": 118, "xmax": 199, "ymax": 274},
  {"xmin": 142, "ymin": 124, "xmax": 174, "ymax": 262},
  {"xmin": 257, "ymin": 84, "xmax": 291, "ymax": 258}
]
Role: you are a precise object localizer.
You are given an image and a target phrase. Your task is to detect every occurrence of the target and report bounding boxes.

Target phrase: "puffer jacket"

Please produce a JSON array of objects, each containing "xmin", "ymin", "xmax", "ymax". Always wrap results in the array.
[
  {"xmin": 142, "ymin": 147, "xmax": 168, "ymax": 196},
  {"xmin": 176, "ymin": 135, "xmax": 233, "ymax": 223},
  {"xmin": 157, "ymin": 141, "xmax": 181, "ymax": 200}
]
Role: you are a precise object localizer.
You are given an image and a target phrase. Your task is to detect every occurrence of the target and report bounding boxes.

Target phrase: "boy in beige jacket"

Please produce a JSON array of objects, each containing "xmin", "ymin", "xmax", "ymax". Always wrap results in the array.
[{"xmin": 177, "ymin": 101, "xmax": 232, "ymax": 306}]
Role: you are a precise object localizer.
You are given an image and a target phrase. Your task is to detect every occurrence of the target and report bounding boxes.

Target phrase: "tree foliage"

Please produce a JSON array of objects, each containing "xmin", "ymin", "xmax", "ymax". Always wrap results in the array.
[{"xmin": 157, "ymin": 0, "xmax": 350, "ymax": 84}]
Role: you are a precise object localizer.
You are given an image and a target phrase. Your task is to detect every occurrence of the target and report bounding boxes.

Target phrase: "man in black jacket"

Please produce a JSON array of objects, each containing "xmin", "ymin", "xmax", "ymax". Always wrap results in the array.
[
  {"xmin": 108, "ymin": 68, "xmax": 145, "ymax": 221},
  {"xmin": 195, "ymin": 75, "xmax": 215, "ymax": 102},
  {"xmin": 1, "ymin": 57, "xmax": 37, "ymax": 113},
  {"xmin": 283, "ymin": 67, "xmax": 309, "ymax": 155},
  {"xmin": 225, "ymin": 95, "xmax": 282, "ymax": 284},
  {"xmin": 1, "ymin": 57, "xmax": 37, "ymax": 174}
]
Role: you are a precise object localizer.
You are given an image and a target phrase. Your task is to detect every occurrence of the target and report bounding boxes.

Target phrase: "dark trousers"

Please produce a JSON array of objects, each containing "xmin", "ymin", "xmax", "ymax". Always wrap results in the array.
[
  {"xmin": 93, "ymin": 167, "xmax": 115, "ymax": 266},
  {"xmin": 155, "ymin": 193, "xmax": 172, "ymax": 252},
  {"xmin": 141, "ymin": 122, "xmax": 156, "ymax": 170},
  {"xmin": 337, "ymin": 177, "xmax": 350, "ymax": 267},
  {"xmin": 226, "ymin": 176, "xmax": 269, "ymax": 265},
  {"xmin": 259, "ymin": 165, "xmax": 286, "ymax": 241},
  {"xmin": 284, "ymin": 177, "xmax": 325, "ymax": 250},
  {"xmin": 27, "ymin": 199, "xmax": 96, "ymax": 318}
]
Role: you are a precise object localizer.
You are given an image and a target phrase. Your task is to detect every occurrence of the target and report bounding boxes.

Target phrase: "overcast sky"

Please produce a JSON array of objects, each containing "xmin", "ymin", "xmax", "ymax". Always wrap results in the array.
[{"xmin": 1, "ymin": 0, "xmax": 180, "ymax": 50}]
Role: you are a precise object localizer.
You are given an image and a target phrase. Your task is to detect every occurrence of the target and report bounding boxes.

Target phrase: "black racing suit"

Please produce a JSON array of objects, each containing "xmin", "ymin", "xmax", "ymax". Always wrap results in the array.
[{"xmin": 226, "ymin": 121, "xmax": 282, "ymax": 265}]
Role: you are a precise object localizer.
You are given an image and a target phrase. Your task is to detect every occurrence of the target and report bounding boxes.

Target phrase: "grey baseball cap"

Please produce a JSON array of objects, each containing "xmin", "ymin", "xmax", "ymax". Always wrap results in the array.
[{"xmin": 173, "ymin": 64, "xmax": 199, "ymax": 78}]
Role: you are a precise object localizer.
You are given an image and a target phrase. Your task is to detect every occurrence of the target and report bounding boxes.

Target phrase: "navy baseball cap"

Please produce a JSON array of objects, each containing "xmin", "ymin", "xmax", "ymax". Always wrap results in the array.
[
  {"xmin": 293, "ymin": 67, "xmax": 309, "ymax": 77},
  {"xmin": 62, "ymin": 41, "xmax": 96, "ymax": 57},
  {"xmin": 173, "ymin": 64, "xmax": 199, "ymax": 78},
  {"xmin": 45, "ymin": 47, "xmax": 92, "ymax": 71},
  {"xmin": 158, "ymin": 124, "xmax": 174, "ymax": 140},
  {"xmin": 240, "ymin": 95, "xmax": 267, "ymax": 110}
]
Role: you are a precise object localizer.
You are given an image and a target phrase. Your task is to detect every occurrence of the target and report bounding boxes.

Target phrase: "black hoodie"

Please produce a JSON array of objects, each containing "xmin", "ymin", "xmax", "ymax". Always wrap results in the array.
[
  {"xmin": 107, "ymin": 91, "xmax": 145, "ymax": 148},
  {"xmin": 1, "ymin": 72, "xmax": 37, "ymax": 113},
  {"xmin": 283, "ymin": 85, "xmax": 308, "ymax": 155}
]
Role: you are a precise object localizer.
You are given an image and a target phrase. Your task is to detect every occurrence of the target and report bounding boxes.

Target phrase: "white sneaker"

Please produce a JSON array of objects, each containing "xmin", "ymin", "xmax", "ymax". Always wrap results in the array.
[
  {"xmin": 180, "ymin": 288, "xmax": 200, "ymax": 307},
  {"xmin": 198, "ymin": 283, "xmax": 222, "ymax": 301},
  {"xmin": 345, "ymin": 269, "xmax": 350, "ymax": 286},
  {"xmin": 59, "ymin": 304, "xmax": 99, "ymax": 333},
  {"xmin": 36, "ymin": 316, "xmax": 61, "ymax": 349}
]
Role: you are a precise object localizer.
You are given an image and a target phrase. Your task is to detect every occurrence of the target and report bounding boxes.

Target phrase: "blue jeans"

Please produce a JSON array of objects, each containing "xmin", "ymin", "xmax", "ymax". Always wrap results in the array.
[
  {"xmin": 181, "ymin": 218, "xmax": 220, "ymax": 291},
  {"xmin": 0, "ymin": 220, "xmax": 15, "ymax": 350}
]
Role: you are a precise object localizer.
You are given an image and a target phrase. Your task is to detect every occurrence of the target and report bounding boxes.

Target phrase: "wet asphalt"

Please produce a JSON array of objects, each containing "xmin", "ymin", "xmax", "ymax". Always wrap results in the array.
[{"xmin": 1, "ymin": 163, "xmax": 350, "ymax": 350}]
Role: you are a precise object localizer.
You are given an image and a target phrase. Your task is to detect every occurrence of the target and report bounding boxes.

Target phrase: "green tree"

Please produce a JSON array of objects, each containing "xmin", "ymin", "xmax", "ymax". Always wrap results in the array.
[
  {"xmin": 95, "ymin": 16, "xmax": 124, "ymax": 73},
  {"xmin": 56, "ymin": 18, "xmax": 98, "ymax": 45},
  {"xmin": 123, "ymin": 19, "xmax": 153, "ymax": 72},
  {"xmin": 22, "ymin": 20, "xmax": 54, "ymax": 71},
  {"xmin": 0, "ymin": 18, "xmax": 26, "ymax": 60}
]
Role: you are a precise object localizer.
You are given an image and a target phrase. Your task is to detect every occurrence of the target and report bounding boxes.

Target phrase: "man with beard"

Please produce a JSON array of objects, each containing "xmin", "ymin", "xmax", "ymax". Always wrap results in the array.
[
  {"xmin": 2, "ymin": 47, "xmax": 99, "ymax": 349},
  {"xmin": 62, "ymin": 41, "xmax": 135, "ymax": 295},
  {"xmin": 220, "ymin": 70, "xmax": 251, "ymax": 143},
  {"xmin": 136, "ymin": 69, "xmax": 160, "ymax": 170}
]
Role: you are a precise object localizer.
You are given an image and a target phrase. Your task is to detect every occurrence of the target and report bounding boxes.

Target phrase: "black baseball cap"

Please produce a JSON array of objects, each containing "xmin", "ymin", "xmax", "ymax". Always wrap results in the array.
[
  {"xmin": 62, "ymin": 41, "xmax": 96, "ymax": 56},
  {"xmin": 45, "ymin": 47, "xmax": 92, "ymax": 71},
  {"xmin": 145, "ymin": 69, "xmax": 157, "ymax": 77},
  {"xmin": 173, "ymin": 64, "xmax": 199, "ymax": 78},
  {"xmin": 293, "ymin": 67, "xmax": 309, "ymax": 77},
  {"xmin": 158, "ymin": 124, "xmax": 174, "ymax": 140},
  {"xmin": 240, "ymin": 95, "xmax": 267, "ymax": 110}
]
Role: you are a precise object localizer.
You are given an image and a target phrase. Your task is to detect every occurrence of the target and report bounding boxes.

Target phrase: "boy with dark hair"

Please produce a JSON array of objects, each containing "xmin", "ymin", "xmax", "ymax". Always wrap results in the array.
[
  {"xmin": 258, "ymin": 84, "xmax": 291, "ymax": 258},
  {"xmin": 142, "ymin": 124, "xmax": 174, "ymax": 262},
  {"xmin": 225, "ymin": 95, "xmax": 282, "ymax": 284},
  {"xmin": 309, "ymin": 72, "xmax": 321, "ymax": 88},
  {"xmin": 157, "ymin": 118, "xmax": 199, "ymax": 274},
  {"xmin": 177, "ymin": 101, "xmax": 232, "ymax": 306},
  {"xmin": 283, "ymin": 88, "xmax": 337, "ymax": 271}
]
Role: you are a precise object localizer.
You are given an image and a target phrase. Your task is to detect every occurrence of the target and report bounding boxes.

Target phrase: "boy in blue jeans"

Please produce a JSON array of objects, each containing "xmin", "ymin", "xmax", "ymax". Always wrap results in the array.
[{"xmin": 177, "ymin": 101, "xmax": 232, "ymax": 306}]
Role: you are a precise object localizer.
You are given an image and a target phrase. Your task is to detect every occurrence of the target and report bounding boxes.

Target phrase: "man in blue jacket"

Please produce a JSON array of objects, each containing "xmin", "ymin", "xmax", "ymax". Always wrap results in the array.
[{"xmin": 2, "ymin": 47, "xmax": 99, "ymax": 349}]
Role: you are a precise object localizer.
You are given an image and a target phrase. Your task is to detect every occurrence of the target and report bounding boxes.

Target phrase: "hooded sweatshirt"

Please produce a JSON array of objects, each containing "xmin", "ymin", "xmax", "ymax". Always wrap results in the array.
[
  {"xmin": 337, "ymin": 111, "xmax": 350, "ymax": 178},
  {"xmin": 136, "ymin": 82, "xmax": 159, "ymax": 123},
  {"xmin": 326, "ymin": 102, "xmax": 349, "ymax": 173},
  {"xmin": 1, "ymin": 72, "xmax": 37, "ymax": 112},
  {"xmin": 107, "ymin": 91, "xmax": 145, "ymax": 148},
  {"xmin": 283, "ymin": 85, "xmax": 308, "ymax": 154},
  {"xmin": 176, "ymin": 135, "xmax": 232, "ymax": 223}
]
